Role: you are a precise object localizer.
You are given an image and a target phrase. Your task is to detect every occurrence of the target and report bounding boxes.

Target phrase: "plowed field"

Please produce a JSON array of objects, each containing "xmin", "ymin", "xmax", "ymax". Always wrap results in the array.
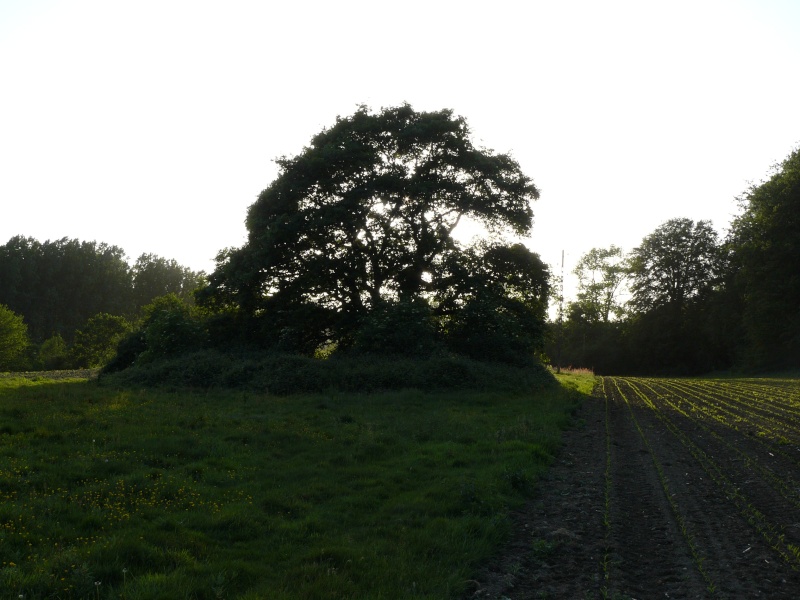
[{"xmin": 469, "ymin": 376, "xmax": 800, "ymax": 599}]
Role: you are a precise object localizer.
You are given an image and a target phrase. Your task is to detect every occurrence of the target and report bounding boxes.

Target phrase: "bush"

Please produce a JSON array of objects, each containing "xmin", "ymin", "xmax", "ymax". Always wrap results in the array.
[
  {"xmin": 0, "ymin": 303, "xmax": 30, "ymax": 371},
  {"xmin": 102, "ymin": 295, "xmax": 208, "ymax": 374},
  {"xmin": 348, "ymin": 297, "xmax": 443, "ymax": 358},
  {"xmin": 100, "ymin": 349, "xmax": 555, "ymax": 394},
  {"xmin": 102, "ymin": 330, "xmax": 147, "ymax": 374},
  {"xmin": 38, "ymin": 334, "xmax": 69, "ymax": 370},
  {"xmin": 138, "ymin": 297, "xmax": 207, "ymax": 363},
  {"xmin": 70, "ymin": 313, "xmax": 132, "ymax": 368},
  {"xmin": 445, "ymin": 294, "xmax": 545, "ymax": 367}
]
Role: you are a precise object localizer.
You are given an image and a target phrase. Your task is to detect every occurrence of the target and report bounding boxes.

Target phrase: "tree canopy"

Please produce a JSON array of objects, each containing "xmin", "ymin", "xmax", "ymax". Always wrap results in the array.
[
  {"xmin": 628, "ymin": 218, "xmax": 721, "ymax": 313},
  {"xmin": 0, "ymin": 237, "xmax": 205, "ymax": 346},
  {"xmin": 569, "ymin": 245, "xmax": 627, "ymax": 324},
  {"xmin": 0, "ymin": 303, "xmax": 29, "ymax": 370},
  {"xmin": 730, "ymin": 147, "xmax": 800, "ymax": 368},
  {"xmin": 0, "ymin": 236, "xmax": 132, "ymax": 342},
  {"xmin": 201, "ymin": 104, "xmax": 548, "ymax": 359},
  {"xmin": 132, "ymin": 253, "xmax": 206, "ymax": 309}
]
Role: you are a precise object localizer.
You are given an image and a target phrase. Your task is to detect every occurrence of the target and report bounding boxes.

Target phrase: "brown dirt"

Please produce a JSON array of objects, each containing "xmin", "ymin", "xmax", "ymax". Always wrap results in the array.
[{"xmin": 466, "ymin": 376, "xmax": 800, "ymax": 599}]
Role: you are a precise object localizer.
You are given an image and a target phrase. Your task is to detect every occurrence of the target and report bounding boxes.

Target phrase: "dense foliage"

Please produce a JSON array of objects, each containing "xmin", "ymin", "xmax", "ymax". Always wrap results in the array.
[
  {"xmin": 627, "ymin": 218, "xmax": 721, "ymax": 314},
  {"xmin": 198, "ymin": 104, "xmax": 549, "ymax": 366},
  {"xmin": 552, "ymin": 147, "xmax": 800, "ymax": 375},
  {"xmin": 729, "ymin": 147, "xmax": 800, "ymax": 369},
  {"xmin": 101, "ymin": 348, "xmax": 554, "ymax": 394},
  {"xmin": 0, "ymin": 236, "xmax": 131, "ymax": 343},
  {"xmin": 0, "ymin": 303, "xmax": 29, "ymax": 370},
  {"xmin": 0, "ymin": 236, "xmax": 204, "ymax": 370}
]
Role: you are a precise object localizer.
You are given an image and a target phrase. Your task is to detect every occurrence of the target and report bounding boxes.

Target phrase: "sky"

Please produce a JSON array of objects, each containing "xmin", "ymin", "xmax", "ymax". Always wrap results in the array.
[{"xmin": 2, "ymin": 0, "xmax": 799, "ymax": 303}]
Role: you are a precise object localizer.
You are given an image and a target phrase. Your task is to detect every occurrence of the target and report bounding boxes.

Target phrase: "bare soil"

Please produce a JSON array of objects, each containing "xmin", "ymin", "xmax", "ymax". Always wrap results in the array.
[{"xmin": 467, "ymin": 377, "xmax": 800, "ymax": 599}]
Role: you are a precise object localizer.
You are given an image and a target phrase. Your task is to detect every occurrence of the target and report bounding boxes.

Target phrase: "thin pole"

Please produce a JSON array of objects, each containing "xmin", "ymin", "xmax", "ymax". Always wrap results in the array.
[{"xmin": 556, "ymin": 249, "xmax": 564, "ymax": 374}]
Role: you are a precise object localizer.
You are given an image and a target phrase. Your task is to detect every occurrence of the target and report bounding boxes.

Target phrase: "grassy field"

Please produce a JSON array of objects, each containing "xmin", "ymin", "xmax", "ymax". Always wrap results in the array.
[{"xmin": 0, "ymin": 371, "xmax": 592, "ymax": 599}]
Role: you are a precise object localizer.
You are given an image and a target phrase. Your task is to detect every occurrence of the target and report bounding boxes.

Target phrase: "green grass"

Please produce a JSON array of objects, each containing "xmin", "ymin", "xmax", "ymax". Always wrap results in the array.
[
  {"xmin": 553, "ymin": 370, "xmax": 598, "ymax": 396},
  {"xmin": 0, "ymin": 372, "xmax": 586, "ymax": 599}
]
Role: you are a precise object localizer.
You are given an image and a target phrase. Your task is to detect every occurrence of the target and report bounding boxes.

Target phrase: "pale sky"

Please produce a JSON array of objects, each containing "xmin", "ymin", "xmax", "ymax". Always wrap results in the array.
[{"xmin": 2, "ymin": 0, "xmax": 799, "ymax": 303}]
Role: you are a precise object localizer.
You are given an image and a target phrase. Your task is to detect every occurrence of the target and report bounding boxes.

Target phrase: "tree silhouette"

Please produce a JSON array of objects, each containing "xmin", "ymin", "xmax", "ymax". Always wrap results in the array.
[
  {"xmin": 628, "ymin": 218, "xmax": 721, "ymax": 313},
  {"xmin": 201, "ymin": 104, "xmax": 548, "ymax": 359}
]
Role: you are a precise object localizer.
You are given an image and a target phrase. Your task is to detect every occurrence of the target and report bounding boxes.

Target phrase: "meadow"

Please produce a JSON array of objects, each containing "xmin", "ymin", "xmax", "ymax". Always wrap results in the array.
[{"xmin": 0, "ymin": 371, "xmax": 588, "ymax": 599}]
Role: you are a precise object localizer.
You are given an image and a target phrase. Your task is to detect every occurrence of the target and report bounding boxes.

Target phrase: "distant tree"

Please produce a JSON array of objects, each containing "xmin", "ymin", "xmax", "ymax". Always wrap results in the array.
[
  {"xmin": 622, "ymin": 218, "xmax": 725, "ymax": 375},
  {"xmin": 550, "ymin": 247, "xmax": 627, "ymax": 373},
  {"xmin": 38, "ymin": 334, "xmax": 69, "ymax": 370},
  {"xmin": 628, "ymin": 218, "xmax": 721, "ymax": 314},
  {"xmin": 200, "ymin": 104, "xmax": 547, "ymax": 360},
  {"xmin": 0, "ymin": 303, "xmax": 29, "ymax": 370},
  {"xmin": 0, "ymin": 236, "xmax": 206, "ymax": 353},
  {"xmin": 0, "ymin": 236, "xmax": 133, "ymax": 342},
  {"xmin": 729, "ymin": 147, "xmax": 800, "ymax": 368},
  {"xmin": 570, "ymin": 245, "xmax": 627, "ymax": 324},
  {"xmin": 70, "ymin": 313, "xmax": 132, "ymax": 368},
  {"xmin": 132, "ymin": 253, "xmax": 206, "ymax": 310},
  {"xmin": 137, "ymin": 294, "xmax": 208, "ymax": 363}
]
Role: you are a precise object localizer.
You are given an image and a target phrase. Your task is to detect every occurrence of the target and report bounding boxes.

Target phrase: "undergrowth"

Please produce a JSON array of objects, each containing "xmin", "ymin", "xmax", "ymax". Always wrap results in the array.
[
  {"xmin": 99, "ymin": 350, "xmax": 554, "ymax": 395},
  {"xmin": 0, "ymin": 371, "xmax": 586, "ymax": 598}
]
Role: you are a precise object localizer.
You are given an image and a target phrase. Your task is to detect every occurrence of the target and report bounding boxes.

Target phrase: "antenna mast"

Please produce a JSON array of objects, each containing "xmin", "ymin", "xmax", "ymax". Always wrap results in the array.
[{"xmin": 556, "ymin": 249, "xmax": 564, "ymax": 374}]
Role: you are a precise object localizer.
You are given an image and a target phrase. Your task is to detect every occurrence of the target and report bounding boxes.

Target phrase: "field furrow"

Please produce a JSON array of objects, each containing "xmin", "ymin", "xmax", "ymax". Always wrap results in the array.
[
  {"xmin": 666, "ymin": 379, "xmax": 800, "ymax": 436},
  {"xmin": 633, "ymin": 379, "xmax": 800, "ymax": 514},
  {"xmin": 603, "ymin": 378, "xmax": 710, "ymax": 597},
  {"xmin": 472, "ymin": 375, "xmax": 800, "ymax": 599}
]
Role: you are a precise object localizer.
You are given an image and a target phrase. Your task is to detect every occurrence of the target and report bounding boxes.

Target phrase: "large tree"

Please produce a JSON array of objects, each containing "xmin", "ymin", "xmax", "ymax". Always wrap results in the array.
[
  {"xmin": 628, "ymin": 218, "xmax": 721, "ymax": 313},
  {"xmin": 201, "ymin": 104, "xmax": 547, "ymax": 357},
  {"xmin": 729, "ymin": 147, "xmax": 800, "ymax": 368},
  {"xmin": 624, "ymin": 218, "xmax": 725, "ymax": 374}
]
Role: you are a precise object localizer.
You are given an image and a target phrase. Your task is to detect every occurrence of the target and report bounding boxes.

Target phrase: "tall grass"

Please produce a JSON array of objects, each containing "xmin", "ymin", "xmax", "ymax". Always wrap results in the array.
[{"xmin": 0, "ymin": 372, "xmax": 590, "ymax": 598}]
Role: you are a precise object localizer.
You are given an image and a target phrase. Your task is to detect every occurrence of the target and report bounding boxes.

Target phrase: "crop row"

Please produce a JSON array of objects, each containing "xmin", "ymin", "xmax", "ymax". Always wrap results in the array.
[
  {"xmin": 606, "ymin": 378, "xmax": 717, "ymax": 595},
  {"xmin": 650, "ymin": 378, "xmax": 800, "ymax": 441},
  {"xmin": 608, "ymin": 377, "xmax": 800, "ymax": 573}
]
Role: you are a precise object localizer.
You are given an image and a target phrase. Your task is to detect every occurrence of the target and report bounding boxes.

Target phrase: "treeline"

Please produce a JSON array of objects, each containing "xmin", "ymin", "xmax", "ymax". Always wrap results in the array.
[
  {"xmin": 0, "ymin": 236, "xmax": 205, "ymax": 370},
  {"xmin": 4, "ymin": 106, "xmax": 794, "ymax": 381},
  {"xmin": 551, "ymin": 147, "xmax": 800, "ymax": 375}
]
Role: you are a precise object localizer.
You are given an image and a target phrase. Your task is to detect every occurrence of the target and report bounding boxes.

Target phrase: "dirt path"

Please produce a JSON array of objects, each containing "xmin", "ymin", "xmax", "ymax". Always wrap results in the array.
[{"xmin": 467, "ymin": 377, "xmax": 800, "ymax": 599}]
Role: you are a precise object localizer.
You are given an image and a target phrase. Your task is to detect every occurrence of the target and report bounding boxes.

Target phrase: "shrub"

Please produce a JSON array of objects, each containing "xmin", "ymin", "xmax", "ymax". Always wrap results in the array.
[
  {"xmin": 0, "ymin": 303, "xmax": 30, "ymax": 370},
  {"xmin": 70, "ymin": 313, "xmax": 132, "ymax": 368},
  {"xmin": 347, "ymin": 297, "xmax": 443, "ymax": 358},
  {"xmin": 38, "ymin": 333, "xmax": 69, "ymax": 370},
  {"xmin": 100, "ymin": 349, "xmax": 555, "ymax": 395}
]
